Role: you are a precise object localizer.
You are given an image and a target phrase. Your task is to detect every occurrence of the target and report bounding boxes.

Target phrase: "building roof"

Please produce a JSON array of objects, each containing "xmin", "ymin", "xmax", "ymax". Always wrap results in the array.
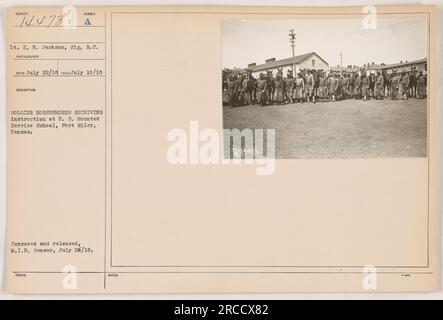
[
  {"xmin": 329, "ymin": 66, "xmax": 360, "ymax": 73},
  {"xmin": 362, "ymin": 63, "xmax": 385, "ymax": 70},
  {"xmin": 363, "ymin": 58, "xmax": 426, "ymax": 70},
  {"xmin": 241, "ymin": 55, "xmax": 426, "ymax": 74},
  {"xmin": 248, "ymin": 52, "xmax": 328, "ymax": 72},
  {"xmin": 383, "ymin": 58, "xmax": 427, "ymax": 69}
]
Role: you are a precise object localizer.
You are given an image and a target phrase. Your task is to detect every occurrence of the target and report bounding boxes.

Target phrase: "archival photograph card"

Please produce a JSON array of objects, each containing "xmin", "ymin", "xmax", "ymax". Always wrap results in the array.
[{"xmin": 5, "ymin": 5, "xmax": 438, "ymax": 293}]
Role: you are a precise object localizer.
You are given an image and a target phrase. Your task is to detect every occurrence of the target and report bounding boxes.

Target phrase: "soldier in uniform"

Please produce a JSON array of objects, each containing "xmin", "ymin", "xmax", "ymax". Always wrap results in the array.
[
  {"xmin": 293, "ymin": 72, "xmax": 305, "ymax": 103},
  {"xmin": 266, "ymin": 70, "xmax": 275, "ymax": 105},
  {"xmin": 239, "ymin": 73, "xmax": 250, "ymax": 106},
  {"xmin": 390, "ymin": 70, "xmax": 399, "ymax": 100},
  {"xmin": 313, "ymin": 70, "xmax": 320, "ymax": 102},
  {"xmin": 409, "ymin": 70, "xmax": 417, "ymax": 98},
  {"xmin": 383, "ymin": 71, "xmax": 391, "ymax": 98},
  {"xmin": 369, "ymin": 71, "xmax": 377, "ymax": 98},
  {"xmin": 327, "ymin": 73, "xmax": 339, "ymax": 102},
  {"xmin": 273, "ymin": 71, "xmax": 285, "ymax": 105},
  {"xmin": 337, "ymin": 73, "xmax": 343, "ymax": 100},
  {"xmin": 317, "ymin": 71, "xmax": 328, "ymax": 103},
  {"xmin": 284, "ymin": 70, "xmax": 294, "ymax": 104},
  {"xmin": 416, "ymin": 71, "xmax": 426, "ymax": 99},
  {"xmin": 341, "ymin": 73, "xmax": 350, "ymax": 100},
  {"xmin": 374, "ymin": 71, "xmax": 384, "ymax": 100},
  {"xmin": 305, "ymin": 69, "xmax": 315, "ymax": 103},
  {"xmin": 353, "ymin": 73, "xmax": 362, "ymax": 100},
  {"xmin": 256, "ymin": 72, "xmax": 268, "ymax": 106},
  {"xmin": 399, "ymin": 71, "xmax": 410, "ymax": 100},
  {"xmin": 248, "ymin": 72, "xmax": 258, "ymax": 105},
  {"xmin": 226, "ymin": 73, "xmax": 239, "ymax": 107},
  {"xmin": 222, "ymin": 72, "xmax": 230, "ymax": 106},
  {"xmin": 348, "ymin": 72, "xmax": 355, "ymax": 99},
  {"xmin": 361, "ymin": 73, "xmax": 370, "ymax": 101}
]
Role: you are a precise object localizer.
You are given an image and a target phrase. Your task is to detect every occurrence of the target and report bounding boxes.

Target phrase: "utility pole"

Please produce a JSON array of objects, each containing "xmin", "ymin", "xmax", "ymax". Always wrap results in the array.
[
  {"xmin": 289, "ymin": 28, "xmax": 296, "ymax": 77},
  {"xmin": 340, "ymin": 52, "xmax": 343, "ymax": 68}
]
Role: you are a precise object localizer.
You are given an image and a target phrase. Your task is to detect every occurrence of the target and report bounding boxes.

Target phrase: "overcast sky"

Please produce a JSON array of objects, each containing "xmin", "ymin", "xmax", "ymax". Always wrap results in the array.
[{"xmin": 222, "ymin": 16, "xmax": 427, "ymax": 69}]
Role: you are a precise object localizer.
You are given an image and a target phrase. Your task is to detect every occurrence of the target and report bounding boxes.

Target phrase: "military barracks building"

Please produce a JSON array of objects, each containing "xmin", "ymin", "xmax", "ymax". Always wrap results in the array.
[
  {"xmin": 247, "ymin": 52, "xmax": 329, "ymax": 77},
  {"xmin": 363, "ymin": 58, "xmax": 427, "ymax": 74},
  {"xmin": 244, "ymin": 51, "xmax": 426, "ymax": 77}
]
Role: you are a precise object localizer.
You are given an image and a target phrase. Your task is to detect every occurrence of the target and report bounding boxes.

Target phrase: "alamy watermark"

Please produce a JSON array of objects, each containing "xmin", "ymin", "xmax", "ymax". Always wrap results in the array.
[
  {"xmin": 167, "ymin": 121, "xmax": 276, "ymax": 175},
  {"xmin": 362, "ymin": 265, "xmax": 377, "ymax": 290},
  {"xmin": 62, "ymin": 264, "xmax": 77, "ymax": 290}
]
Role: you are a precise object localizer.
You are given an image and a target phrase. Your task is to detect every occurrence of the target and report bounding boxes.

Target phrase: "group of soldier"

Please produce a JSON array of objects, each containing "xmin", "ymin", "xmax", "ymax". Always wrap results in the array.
[{"xmin": 222, "ymin": 67, "xmax": 427, "ymax": 107}]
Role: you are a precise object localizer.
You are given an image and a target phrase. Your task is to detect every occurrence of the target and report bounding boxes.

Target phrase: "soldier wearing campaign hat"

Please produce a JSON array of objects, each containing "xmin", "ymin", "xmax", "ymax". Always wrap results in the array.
[
  {"xmin": 256, "ymin": 72, "xmax": 268, "ymax": 106},
  {"xmin": 317, "ymin": 71, "xmax": 328, "ymax": 102},
  {"xmin": 305, "ymin": 69, "xmax": 315, "ymax": 103},
  {"xmin": 374, "ymin": 71, "xmax": 384, "ymax": 100},
  {"xmin": 284, "ymin": 70, "xmax": 294, "ymax": 103},
  {"xmin": 416, "ymin": 70, "xmax": 426, "ymax": 99},
  {"xmin": 226, "ymin": 72, "xmax": 239, "ymax": 106},
  {"xmin": 361, "ymin": 73, "xmax": 370, "ymax": 101},
  {"xmin": 293, "ymin": 72, "xmax": 305, "ymax": 103},
  {"xmin": 326, "ymin": 72, "xmax": 338, "ymax": 102},
  {"xmin": 399, "ymin": 70, "xmax": 410, "ymax": 100},
  {"xmin": 273, "ymin": 70, "xmax": 285, "ymax": 105},
  {"xmin": 390, "ymin": 70, "xmax": 400, "ymax": 100}
]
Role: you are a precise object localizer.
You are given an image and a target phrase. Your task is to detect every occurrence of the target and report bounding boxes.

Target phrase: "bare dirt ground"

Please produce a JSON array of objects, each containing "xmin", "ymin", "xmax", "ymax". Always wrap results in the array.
[{"xmin": 223, "ymin": 98, "xmax": 427, "ymax": 158}]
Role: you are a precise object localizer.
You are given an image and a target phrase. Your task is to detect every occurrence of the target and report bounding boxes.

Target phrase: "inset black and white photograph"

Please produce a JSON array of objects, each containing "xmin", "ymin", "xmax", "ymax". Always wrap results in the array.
[{"xmin": 222, "ymin": 17, "xmax": 428, "ymax": 158}]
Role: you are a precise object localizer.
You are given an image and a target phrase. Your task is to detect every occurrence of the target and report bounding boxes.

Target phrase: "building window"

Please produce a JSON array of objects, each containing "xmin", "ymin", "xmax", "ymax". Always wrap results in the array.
[{"xmin": 312, "ymin": 59, "xmax": 315, "ymax": 67}]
